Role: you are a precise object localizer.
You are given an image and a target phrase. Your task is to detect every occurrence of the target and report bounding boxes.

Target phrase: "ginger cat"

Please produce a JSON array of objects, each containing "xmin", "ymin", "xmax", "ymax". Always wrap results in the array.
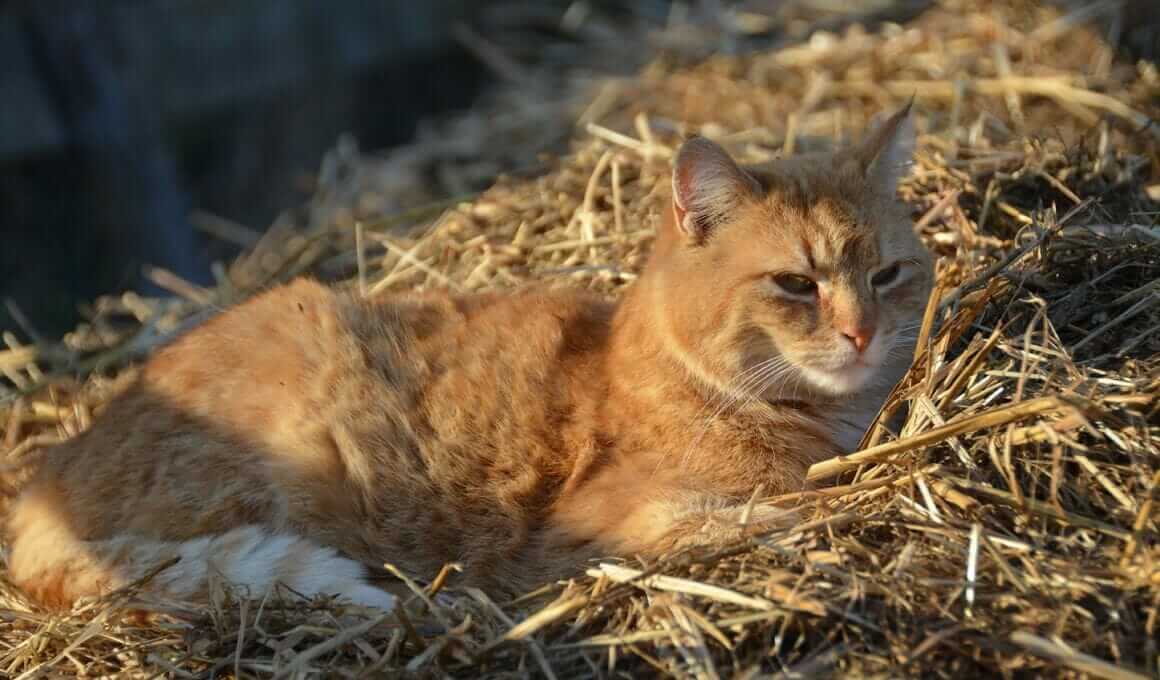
[{"xmin": 5, "ymin": 104, "xmax": 931, "ymax": 611}]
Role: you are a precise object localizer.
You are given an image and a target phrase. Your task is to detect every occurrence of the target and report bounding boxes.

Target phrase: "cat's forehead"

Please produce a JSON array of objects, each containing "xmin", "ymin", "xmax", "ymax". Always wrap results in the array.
[
  {"xmin": 751, "ymin": 155, "xmax": 868, "ymax": 215},
  {"xmin": 788, "ymin": 212, "xmax": 877, "ymax": 272},
  {"xmin": 746, "ymin": 162, "xmax": 881, "ymax": 266}
]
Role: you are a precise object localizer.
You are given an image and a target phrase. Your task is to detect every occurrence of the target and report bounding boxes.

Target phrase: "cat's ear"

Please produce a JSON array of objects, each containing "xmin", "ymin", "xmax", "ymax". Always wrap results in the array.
[
  {"xmin": 671, "ymin": 136, "xmax": 759, "ymax": 244},
  {"xmin": 855, "ymin": 101, "xmax": 915, "ymax": 196}
]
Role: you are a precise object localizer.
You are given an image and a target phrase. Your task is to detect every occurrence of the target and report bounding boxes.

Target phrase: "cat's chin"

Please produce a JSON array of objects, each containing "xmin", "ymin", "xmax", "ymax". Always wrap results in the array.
[{"xmin": 797, "ymin": 362, "xmax": 878, "ymax": 397}]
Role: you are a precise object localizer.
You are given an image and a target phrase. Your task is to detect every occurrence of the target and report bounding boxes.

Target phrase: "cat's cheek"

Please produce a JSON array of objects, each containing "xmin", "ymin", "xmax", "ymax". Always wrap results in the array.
[
  {"xmin": 767, "ymin": 299, "xmax": 820, "ymax": 337},
  {"xmin": 879, "ymin": 278, "xmax": 926, "ymax": 308}
]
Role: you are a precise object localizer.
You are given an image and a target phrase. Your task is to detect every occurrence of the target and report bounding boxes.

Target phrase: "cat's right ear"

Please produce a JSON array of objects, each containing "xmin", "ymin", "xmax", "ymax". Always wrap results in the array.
[
  {"xmin": 854, "ymin": 101, "xmax": 916, "ymax": 197},
  {"xmin": 671, "ymin": 136, "xmax": 759, "ymax": 245}
]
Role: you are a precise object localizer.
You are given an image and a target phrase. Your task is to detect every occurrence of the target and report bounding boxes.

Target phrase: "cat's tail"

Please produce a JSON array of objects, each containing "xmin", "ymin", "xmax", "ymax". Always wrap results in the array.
[{"xmin": 4, "ymin": 492, "xmax": 395, "ymax": 611}]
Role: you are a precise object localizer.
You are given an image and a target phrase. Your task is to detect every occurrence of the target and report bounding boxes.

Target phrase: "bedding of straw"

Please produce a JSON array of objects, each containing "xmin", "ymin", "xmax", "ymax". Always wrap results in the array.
[{"xmin": 1, "ymin": 0, "xmax": 1158, "ymax": 677}]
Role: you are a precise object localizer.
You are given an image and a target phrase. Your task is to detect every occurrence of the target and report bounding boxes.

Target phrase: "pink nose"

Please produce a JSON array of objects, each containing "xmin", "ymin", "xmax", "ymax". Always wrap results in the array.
[{"xmin": 842, "ymin": 326, "xmax": 875, "ymax": 353}]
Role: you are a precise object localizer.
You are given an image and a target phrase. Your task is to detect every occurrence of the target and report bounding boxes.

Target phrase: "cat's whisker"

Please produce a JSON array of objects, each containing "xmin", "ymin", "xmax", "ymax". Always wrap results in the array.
[
  {"xmin": 662, "ymin": 357, "xmax": 788, "ymax": 474},
  {"xmin": 752, "ymin": 364, "xmax": 799, "ymax": 405},
  {"xmin": 690, "ymin": 358, "xmax": 783, "ymax": 427},
  {"xmin": 695, "ymin": 359, "xmax": 787, "ymax": 426},
  {"xmin": 676, "ymin": 357, "xmax": 801, "ymax": 466},
  {"xmin": 789, "ymin": 371, "xmax": 806, "ymax": 402},
  {"xmin": 760, "ymin": 362, "xmax": 802, "ymax": 399},
  {"xmin": 694, "ymin": 360, "xmax": 802, "ymax": 457},
  {"xmin": 728, "ymin": 370, "xmax": 783, "ymax": 423},
  {"xmin": 747, "ymin": 362, "xmax": 800, "ymax": 405},
  {"xmin": 885, "ymin": 338, "xmax": 920, "ymax": 357}
]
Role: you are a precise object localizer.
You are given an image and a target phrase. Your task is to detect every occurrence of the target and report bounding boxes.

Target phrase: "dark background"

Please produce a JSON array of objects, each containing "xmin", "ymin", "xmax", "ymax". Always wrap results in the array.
[{"xmin": 0, "ymin": 0, "xmax": 503, "ymax": 338}]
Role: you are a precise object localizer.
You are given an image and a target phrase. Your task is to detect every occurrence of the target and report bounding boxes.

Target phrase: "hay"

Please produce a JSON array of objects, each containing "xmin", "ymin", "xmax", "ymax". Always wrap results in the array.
[{"xmin": 1, "ymin": 0, "xmax": 1158, "ymax": 676}]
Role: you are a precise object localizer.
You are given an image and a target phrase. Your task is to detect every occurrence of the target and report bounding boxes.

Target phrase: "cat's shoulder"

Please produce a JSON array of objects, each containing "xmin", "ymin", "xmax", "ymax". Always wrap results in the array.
[
  {"xmin": 142, "ymin": 279, "xmax": 612, "ymax": 381},
  {"xmin": 147, "ymin": 278, "xmax": 338, "ymax": 357},
  {"xmin": 363, "ymin": 282, "xmax": 612, "ymax": 332}
]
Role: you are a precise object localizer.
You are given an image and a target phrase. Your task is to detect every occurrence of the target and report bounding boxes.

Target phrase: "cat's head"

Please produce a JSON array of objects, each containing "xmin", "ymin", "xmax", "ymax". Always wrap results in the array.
[{"xmin": 649, "ymin": 104, "xmax": 932, "ymax": 399}]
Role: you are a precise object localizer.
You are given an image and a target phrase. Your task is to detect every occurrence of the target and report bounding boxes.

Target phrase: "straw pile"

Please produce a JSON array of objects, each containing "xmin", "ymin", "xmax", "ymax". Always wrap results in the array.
[{"xmin": 2, "ymin": 0, "xmax": 1158, "ymax": 676}]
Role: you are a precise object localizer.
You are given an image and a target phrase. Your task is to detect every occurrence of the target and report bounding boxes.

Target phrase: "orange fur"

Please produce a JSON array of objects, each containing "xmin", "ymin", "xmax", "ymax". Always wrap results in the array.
[{"xmin": 5, "ymin": 105, "xmax": 932, "ymax": 609}]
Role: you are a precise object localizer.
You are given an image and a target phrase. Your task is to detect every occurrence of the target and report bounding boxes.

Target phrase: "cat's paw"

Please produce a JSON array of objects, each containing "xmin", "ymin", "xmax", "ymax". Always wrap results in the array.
[
  {"xmin": 342, "ymin": 584, "xmax": 397, "ymax": 612},
  {"xmin": 741, "ymin": 504, "xmax": 802, "ymax": 533}
]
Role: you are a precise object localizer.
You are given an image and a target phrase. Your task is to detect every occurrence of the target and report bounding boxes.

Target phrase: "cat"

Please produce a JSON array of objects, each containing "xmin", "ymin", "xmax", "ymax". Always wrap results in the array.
[{"xmin": 4, "ymin": 104, "xmax": 932, "ymax": 612}]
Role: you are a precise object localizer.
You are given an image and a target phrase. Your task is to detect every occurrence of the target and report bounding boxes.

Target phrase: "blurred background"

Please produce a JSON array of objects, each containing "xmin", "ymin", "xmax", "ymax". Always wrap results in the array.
[{"xmin": 0, "ymin": 0, "xmax": 1156, "ymax": 339}]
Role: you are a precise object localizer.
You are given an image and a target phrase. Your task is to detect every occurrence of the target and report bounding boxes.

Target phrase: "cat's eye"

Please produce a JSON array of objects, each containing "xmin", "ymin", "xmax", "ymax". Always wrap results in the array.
[
  {"xmin": 871, "ymin": 262, "xmax": 902, "ymax": 288},
  {"xmin": 772, "ymin": 273, "xmax": 817, "ymax": 296}
]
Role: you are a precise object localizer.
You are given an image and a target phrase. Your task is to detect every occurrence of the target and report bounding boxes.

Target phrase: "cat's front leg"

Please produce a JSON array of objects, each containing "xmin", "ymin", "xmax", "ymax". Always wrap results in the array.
[{"xmin": 645, "ymin": 497, "xmax": 801, "ymax": 556}]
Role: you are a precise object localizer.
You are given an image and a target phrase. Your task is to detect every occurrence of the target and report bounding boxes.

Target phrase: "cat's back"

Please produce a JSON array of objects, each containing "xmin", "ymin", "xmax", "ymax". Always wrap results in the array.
[
  {"xmin": 135, "ymin": 278, "xmax": 611, "ymax": 440},
  {"xmin": 23, "ymin": 278, "xmax": 612, "ymax": 544}
]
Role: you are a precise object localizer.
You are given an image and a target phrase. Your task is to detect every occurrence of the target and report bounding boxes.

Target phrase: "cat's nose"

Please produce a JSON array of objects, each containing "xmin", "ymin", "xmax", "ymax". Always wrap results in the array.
[{"xmin": 841, "ymin": 326, "xmax": 875, "ymax": 354}]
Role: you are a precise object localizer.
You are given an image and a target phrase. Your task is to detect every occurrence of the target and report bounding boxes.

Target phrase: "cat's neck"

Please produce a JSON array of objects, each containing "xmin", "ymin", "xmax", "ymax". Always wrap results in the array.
[
  {"xmin": 609, "ymin": 274, "xmax": 680, "ymax": 374},
  {"xmin": 607, "ymin": 271, "xmax": 747, "ymax": 414}
]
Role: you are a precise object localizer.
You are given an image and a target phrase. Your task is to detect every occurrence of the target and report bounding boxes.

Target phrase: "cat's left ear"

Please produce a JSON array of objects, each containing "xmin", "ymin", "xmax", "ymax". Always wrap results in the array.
[
  {"xmin": 671, "ymin": 136, "xmax": 760, "ymax": 245},
  {"xmin": 855, "ymin": 100, "xmax": 916, "ymax": 196}
]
